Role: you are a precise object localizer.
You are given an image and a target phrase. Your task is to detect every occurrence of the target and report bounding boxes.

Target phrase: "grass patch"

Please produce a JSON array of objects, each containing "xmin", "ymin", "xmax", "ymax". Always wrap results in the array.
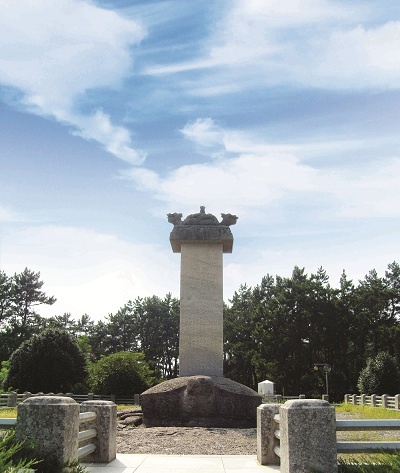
[
  {"xmin": 336, "ymin": 403, "xmax": 400, "ymax": 471},
  {"xmin": 336, "ymin": 403, "xmax": 400, "ymax": 419},
  {"xmin": 117, "ymin": 404, "xmax": 140, "ymax": 411},
  {"xmin": 338, "ymin": 452, "xmax": 400, "ymax": 472},
  {"xmin": 0, "ymin": 408, "xmax": 17, "ymax": 418}
]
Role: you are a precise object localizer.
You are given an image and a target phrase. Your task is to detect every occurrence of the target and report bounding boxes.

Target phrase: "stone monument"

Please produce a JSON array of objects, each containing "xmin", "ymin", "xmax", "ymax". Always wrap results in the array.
[{"xmin": 141, "ymin": 207, "xmax": 261, "ymax": 427}]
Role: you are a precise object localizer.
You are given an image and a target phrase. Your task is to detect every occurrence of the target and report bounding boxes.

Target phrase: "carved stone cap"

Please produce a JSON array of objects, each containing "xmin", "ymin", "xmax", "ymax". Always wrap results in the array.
[{"xmin": 167, "ymin": 206, "xmax": 237, "ymax": 253}]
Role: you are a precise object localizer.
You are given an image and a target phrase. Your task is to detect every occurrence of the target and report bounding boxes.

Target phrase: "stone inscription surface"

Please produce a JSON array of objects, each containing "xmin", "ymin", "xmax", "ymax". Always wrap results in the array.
[{"xmin": 179, "ymin": 242, "xmax": 223, "ymax": 376}]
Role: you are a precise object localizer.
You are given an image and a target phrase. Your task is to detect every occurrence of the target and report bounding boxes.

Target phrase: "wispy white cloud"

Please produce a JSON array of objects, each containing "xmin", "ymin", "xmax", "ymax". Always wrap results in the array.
[
  {"xmin": 180, "ymin": 118, "xmax": 225, "ymax": 149},
  {"xmin": 0, "ymin": 0, "xmax": 146, "ymax": 164},
  {"xmin": 314, "ymin": 22, "xmax": 400, "ymax": 88},
  {"xmin": 1, "ymin": 225, "xmax": 179, "ymax": 318},
  {"xmin": 0, "ymin": 205, "xmax": 23, "ymax": 223},
  {"xmin": 330, "ymin": 158, "xmax": 400, "ymax": 218},
  {"xmin": 124, "ymin": 118, "xmax": 400, "ymax": 221},
  {"xmin": 72, "ymin": 110, "xmax": 147, "ymax": 165},
  {"xmin": 145, "ymin": 0, "xmax": 400, "ymax": 91}
]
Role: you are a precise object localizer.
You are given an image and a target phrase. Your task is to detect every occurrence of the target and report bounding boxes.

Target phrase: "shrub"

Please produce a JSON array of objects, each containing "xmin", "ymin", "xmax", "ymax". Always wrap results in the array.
[
  {"xmin": 0, "ymin": 430, "xmax": 39, "ymax": 472},
  {"xmin": 89, "ymin": 351, "xmax": 154, "ymax": 395},
  {"xmin": 4, "ymin": 328, "xmax": 87, "ymax": 393},
  {"xmin": 0, "ymin": 360, "xmax": 10, "ymax": 392},
  {"xmin": 357, "ymin": 351, "xmax": 400, "ymax": 395}
]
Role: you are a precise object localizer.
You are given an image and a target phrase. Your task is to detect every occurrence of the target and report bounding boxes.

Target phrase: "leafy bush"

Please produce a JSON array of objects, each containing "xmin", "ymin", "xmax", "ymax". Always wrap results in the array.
[
  {"xmin": 0, "ymin": 430, "xmax": 39, "ymax": 472},
  {"xmin": 89, "ymin": 351, "xmax": 154, "ymax": 395},
  {"xmin": 4, "ymin": 328, "xmax": 87, "ymax": 393},
  {"xmin": 357, "ymin": 352, "xmax": 400, "ymax": 395},
  {"xmin": 0, "ymin": 430, "xmax": 89, "ymax": 473},
  {"xmin": 0, "ymin": 360, "xmax": 10, "ymax": 392}
]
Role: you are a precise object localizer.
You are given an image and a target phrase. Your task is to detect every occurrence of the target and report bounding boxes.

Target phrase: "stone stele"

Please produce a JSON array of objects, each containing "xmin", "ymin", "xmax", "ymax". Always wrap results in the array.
[{"xmin": 141, "ymin": 207, "xmax": 261, "ymax": 427}]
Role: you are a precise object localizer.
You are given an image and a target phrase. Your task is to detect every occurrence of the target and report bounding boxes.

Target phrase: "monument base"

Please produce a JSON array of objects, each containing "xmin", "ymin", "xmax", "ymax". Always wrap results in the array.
[{"xmin": 141, "ymin": 376, "xmax": 261, "ymax": 428}]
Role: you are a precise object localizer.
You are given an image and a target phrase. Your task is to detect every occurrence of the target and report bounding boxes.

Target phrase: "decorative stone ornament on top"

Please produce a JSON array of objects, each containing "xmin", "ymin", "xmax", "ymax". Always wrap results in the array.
[
  {"xmin": 168, "ymin": 206, "xmax": 238, "ymax": 253},
  {"xmin": 167, "ymin": 206, "xmax": 238, "ymax": 226}
]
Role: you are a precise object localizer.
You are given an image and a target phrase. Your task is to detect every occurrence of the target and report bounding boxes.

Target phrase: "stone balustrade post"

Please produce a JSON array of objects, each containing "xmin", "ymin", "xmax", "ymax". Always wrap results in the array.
[
  {"xmin": 279, "ymin": 399, "xmax": 337, "ymax": 473},
  {"xmin": 382, "ymin": 394, "xmax": 388, "ymax": 408},
  {"xmin": 22, "ymin": 391, "xmax": 32, "ymax": 402},
  {"xmin": 16, "ymin": 396, "xmax": 80, "ymax": 470},
  {"xmin": 322, "ymin": 394, "xmax": 329, "ymax": 402},
  {"xmin": 352, "ymin": 394, "xmax": 357, "ymax": 405},
  {"xmin": 134, "ymin": 394, "xmax": 140, "ymax": 405},
  {"xmin": 87, "ymin": 393, "xmax": 94, "ymax": 400},
  {"xmin": 7, "ymin": 391, "xmax": 18, "ymax": 407},
  {"xmin": 395, "ymin": 394, "xmax": 400, "ymax": 410},
  {"xmin": 257, "ymin": 404, "xmax": 280, "ymax": 466},
  {"xmin": 299, "ymin": 394, "xmax": 305, "ymax": 399},
  {"xmin": 361, "ymin": 394, "xmax": 366, "ymax": 405},
  {"xmin": 80, "ymin": 400, "xmax": 117, "ymax": 463},
  {"xmin": 344, "ymin": 394, "xmax": 350, "ymax": 403},
  {"xmin": 371, "ymin": 394, "xmax": 377, "ymax": 407}
]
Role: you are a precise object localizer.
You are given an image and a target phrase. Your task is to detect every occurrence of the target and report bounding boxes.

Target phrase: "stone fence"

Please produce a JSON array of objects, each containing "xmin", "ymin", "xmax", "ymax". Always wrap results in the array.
[
  {"xmin": 12, "ymin": 396, "xmax": 116, "ymax": 467},
  {"xmin": 344, "ymin": 393, "xmax": 400, "ymax": 410},
  {"xmin": 0, "ymin": 391, "xmax": 141, "ymax": 407},
  {"xmin": 262, "ymin": 393, "xmax": 330, "ymax": 404},
  {"xmin": 257, "ymin": 399, "xmax": 400, "ymax": 473}
]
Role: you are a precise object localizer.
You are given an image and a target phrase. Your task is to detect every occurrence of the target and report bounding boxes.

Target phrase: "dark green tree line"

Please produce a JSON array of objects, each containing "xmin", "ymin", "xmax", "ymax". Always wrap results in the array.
[
  {"xmin": 2, "ymin": 263, "xmax": 400, "ymax": 400},
  {"xmin": 224, "ymin": 262, "xmax": 400, "ymax": 401},
  {"xmin": 0, "ymin": 268, "xmax": 56, "ymax": 360}
]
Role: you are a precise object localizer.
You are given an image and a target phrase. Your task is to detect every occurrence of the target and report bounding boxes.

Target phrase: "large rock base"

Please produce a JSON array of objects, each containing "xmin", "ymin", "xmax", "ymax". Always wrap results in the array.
[{"xmin": 141, "ymin": 376, "xmax": 261, "ymax": 428}]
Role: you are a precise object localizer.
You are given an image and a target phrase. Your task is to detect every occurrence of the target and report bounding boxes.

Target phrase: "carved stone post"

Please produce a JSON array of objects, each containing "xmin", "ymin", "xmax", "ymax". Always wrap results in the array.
[
  {"xmin": 257, "ymin": 404, "xmax": 280, "ymax": 465},
  {"xmin": 279, "ymin": 399, "xmax": 337, "ymax": 473},
  {"xmin": 16, "ymin": 396, "xmax": 79, "ymax": 469},
  {"xmin": 80, "ymin": 400, "xmax": 117, "ymax": 463},
  {"xmin": 7, "ymin": 391, "xmax": 17, "ymax": 407}
]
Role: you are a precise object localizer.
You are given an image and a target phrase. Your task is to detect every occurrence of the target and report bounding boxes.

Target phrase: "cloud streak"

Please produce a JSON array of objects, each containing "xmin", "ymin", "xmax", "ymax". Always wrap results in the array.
[
  {"xmin": 145, "ymin": 0, "xmax": 400, "ymax": 91},
  {"xmin": 1, "ymin": 225, "xmax": 179, "ymax": 318},
  {"xmin": 125, "ymin": 118, "xmax": 400, "ymax": 221},
  {"xmin": 0, "ymin": 0, "xmax": 146, "ymax": 164}
]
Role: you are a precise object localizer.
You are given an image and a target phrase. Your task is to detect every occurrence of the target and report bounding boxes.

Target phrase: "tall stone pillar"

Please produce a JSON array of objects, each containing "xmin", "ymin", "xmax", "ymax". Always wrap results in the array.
[
  {"xmin": 169, "ymin": 207, "xmax": 236, "ymax": 377},
  {"xmin": 140, "ymin": 207, "xmax": 262, "ymax": 428}
]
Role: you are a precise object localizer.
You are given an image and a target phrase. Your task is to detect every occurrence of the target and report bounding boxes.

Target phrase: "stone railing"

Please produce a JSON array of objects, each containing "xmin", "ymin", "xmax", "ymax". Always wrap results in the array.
[
  {"xmin": 336, "ymin": 418, "xmax": 400, "ymax": 453},
  {"xmin": 344, "ymin": 393, "xmax": 400, "ymax": 409},
  {"xmin": 0, "ymin": 391, "xmax": 32, "ymax": 407},
  {"xmin": 0, "ymin": 417, "xmax": 17, "ymax": 429},
  {"xmin": 0, "ymin": 391, "xmax": 141, "ymax": 407},
  {"xmin": 258, "ymin": 399, "xmax": 400, "ymax": 473},
  {"xmin": 261, "ymin": 394, "xmax": 305, "ymax": 404},
  {"xmin": 7, "ymin": 396, "xmax": 117, "ymax": 466},
  {"xmin": 261, "ymin": 393, "xmax": 331, "ymax": 404}
]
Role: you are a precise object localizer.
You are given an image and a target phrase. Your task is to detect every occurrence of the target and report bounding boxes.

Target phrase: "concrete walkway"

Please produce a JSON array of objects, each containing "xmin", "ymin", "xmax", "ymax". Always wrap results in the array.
[{"xmin": 83, "ymin": 454, "xmax": 280, "ymax": 472}]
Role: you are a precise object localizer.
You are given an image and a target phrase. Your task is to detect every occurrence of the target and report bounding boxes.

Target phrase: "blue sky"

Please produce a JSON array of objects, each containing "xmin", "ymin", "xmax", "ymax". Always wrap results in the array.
[{"xmin": 1, "ymin": 0, "xmax": 399, "ymax": 319}]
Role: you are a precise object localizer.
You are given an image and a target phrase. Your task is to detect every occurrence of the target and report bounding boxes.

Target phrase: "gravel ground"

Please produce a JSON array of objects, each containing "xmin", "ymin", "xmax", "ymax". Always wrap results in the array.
[
  {"xmin": 116, "ymin": 425, "xmax": 257, "ymax": 455},
  {"xmin": 116, "ymin": 410, "xmax": 400, "ymax": 455}
]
